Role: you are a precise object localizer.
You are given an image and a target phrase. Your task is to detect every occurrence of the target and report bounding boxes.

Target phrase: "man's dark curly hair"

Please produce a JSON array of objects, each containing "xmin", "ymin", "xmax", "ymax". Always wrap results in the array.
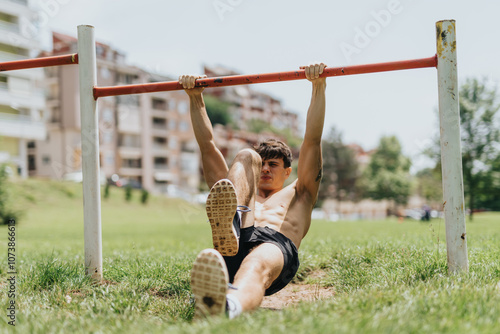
[{"xmin": 254, "ymin": 139, "xmax": 293, "ymax": 168}]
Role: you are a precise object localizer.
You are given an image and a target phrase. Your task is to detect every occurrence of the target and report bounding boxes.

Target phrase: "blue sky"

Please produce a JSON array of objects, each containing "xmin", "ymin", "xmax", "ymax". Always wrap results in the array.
[{"xmin": 39, "ymin": 0, "xmax": 499, "ymax": 171}]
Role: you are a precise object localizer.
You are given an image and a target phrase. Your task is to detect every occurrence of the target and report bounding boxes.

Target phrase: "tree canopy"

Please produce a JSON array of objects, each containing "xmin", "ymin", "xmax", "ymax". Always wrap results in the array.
[
  {"xmin": 459, "ymin": 78, "xmax": 500, "ymax": 217},
  {"xmin": 363, "ymin": 136, "xmax": 412, "ymax": 207},
  {"xmin": 318, "ymin": 127, "xmax": 361, "ymax": 206}
]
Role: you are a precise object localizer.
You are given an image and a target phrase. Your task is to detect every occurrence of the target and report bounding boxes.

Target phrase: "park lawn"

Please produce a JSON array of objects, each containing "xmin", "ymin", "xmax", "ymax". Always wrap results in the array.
[{"xmin": 0, "ymin": 179, "xmax": 499, "ymax": 333}]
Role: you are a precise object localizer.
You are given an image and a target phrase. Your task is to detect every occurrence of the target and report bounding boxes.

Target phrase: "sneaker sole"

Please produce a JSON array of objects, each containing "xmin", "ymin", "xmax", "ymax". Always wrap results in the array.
[
  {"xmin": 191, "ymin": 249, "xmax": 228, "ymax": 318},
  {"xmin": 206, "ymin": 179, "xmax": 238, "ymax": 256}
]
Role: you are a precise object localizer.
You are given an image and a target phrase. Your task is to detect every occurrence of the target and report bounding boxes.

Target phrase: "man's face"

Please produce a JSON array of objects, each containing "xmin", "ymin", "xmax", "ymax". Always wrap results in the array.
[{"xmin": 258, "ymin": 158, "xmax": 292, "ymax": 191}]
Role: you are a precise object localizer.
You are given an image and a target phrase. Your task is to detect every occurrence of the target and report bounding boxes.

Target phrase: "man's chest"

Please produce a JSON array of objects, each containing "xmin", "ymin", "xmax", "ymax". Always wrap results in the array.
[{"xmin": 255, "ymin": 188, "xmax": 297, "ymax": 221}]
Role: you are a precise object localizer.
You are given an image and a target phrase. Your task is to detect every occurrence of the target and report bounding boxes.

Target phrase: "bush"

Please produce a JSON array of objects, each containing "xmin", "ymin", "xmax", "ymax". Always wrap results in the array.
[
  {"xmin": 125, "ymin": 184, "xmax": 132, "ymax": 202},
  {"xmin": 140, "ymin": 189, "xmax": 149, "ymax": 205},
  {"xmin": 104, "ymin": 183, "xmax": 110, "ymax": 199},
  {"xmin": 0, "ymin": 165, "xmax": 21, "ymax": 225}
]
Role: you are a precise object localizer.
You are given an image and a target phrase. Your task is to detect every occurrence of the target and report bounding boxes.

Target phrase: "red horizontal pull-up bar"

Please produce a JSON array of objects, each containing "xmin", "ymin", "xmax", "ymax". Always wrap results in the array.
[
  {"xmin": 93, "ymin": 55, "xmax": 437, "ymax": 99},
  {"xmin": 0, "ymin": 53, "xmax": 78, "ymax": 72}
]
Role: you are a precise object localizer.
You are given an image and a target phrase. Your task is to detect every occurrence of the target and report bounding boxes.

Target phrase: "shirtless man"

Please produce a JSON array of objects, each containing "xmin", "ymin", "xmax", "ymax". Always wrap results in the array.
[{"xmin": 180, "ymin": 62, "xmax": 326, "ymax": 318}]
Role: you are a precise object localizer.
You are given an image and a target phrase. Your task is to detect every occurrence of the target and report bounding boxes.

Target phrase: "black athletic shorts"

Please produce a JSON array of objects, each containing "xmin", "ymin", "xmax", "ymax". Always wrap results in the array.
[{"xmin": 223, "ymin": 215, "xmax": 300, "ymax": 296}]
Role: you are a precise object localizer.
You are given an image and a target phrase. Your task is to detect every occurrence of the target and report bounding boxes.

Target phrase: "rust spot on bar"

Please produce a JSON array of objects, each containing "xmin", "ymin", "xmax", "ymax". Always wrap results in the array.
[
  {"xmin": 461, "ymin": 233, "xmax": 466, "ymax": 240},
  {"xmin": 436, "ymin": 22, "xmax": 444, "ymax": 57}
]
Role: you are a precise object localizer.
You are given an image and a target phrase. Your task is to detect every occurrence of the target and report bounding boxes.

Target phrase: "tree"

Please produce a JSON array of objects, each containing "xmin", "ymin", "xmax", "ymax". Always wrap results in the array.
[
  {"xmin": 318, "ymin": 127, "xmax": 361, "ymax": 207},
  {"xmin": 203, "ymin": 94, "xmax": 232, "ymax": 126},
  {"xmin": 363, "ymin": 136, "xmax": 411, "ymax": 211},
  {"xmin": 459, "ymin": 78, "xmax": 500, "ymax": 219},
  {"xmin": 426, "ymin": 78, "xmax": 500, "ymax": 219},
  {"xmin": 248, "ymin": 119, "xmax": 302, "ymax": 149},
  {"xmin": 415, "ymin": 167, "xmax": 443, "ymax": 204},
  {"xmin": 474, "ymin": 153, "xmax": 500, "ymax": 211}
]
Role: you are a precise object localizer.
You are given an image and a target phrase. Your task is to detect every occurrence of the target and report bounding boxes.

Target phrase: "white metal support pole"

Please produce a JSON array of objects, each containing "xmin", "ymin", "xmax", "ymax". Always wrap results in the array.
[
  {"xmin": 436, "ymin": 20, "xmax": 468, "ymax": 273},
  {"xmin": 77, "ymin": 25, "xmax": 102, "ymax": 280}
]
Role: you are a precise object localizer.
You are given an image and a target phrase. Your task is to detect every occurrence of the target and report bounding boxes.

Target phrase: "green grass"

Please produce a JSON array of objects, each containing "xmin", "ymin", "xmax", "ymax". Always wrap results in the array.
[{"xmin": 1, "ymin": 179, "xmax": 499, "ymax": 333}]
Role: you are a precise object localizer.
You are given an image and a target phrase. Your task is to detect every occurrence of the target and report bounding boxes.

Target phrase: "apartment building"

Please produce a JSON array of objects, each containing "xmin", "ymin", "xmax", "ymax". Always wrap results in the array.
[
  {"xmin": 0, "ymin": 0, "xmax": 46, "ymax": 178},
  {"xmin": 32, "ymin": 32, "xmax": 199, "ymax": 195},
  {"xmin": 204, "ymin": 65, "xmax": 299, "ymax": 132}
]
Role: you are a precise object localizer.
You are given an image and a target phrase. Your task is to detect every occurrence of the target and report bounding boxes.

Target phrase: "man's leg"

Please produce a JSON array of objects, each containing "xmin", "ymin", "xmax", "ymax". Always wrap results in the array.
[
  {"xmin": 228, "ymin": 243, "xmax": 284, "ymax": 312},
  {"xmin": 226, "ymin": 148, "xmax": 261, "ymax": 228},
  {"xmin": 205, "ymin": 149, "xmax": 261, "ymax": 256},
  {"xmin": 191, "ymin": 243, "xmax": 284, "ymax": 319}
]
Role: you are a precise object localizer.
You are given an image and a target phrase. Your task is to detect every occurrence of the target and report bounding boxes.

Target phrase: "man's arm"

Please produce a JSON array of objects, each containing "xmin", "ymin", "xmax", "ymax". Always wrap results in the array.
[
  {"xmin": 296, "ymin": 63, "xmax": 327, "ymax": 203},
  {"xmin": 179, "ymin": 75, "xmax": 229, "ymax": 188}
]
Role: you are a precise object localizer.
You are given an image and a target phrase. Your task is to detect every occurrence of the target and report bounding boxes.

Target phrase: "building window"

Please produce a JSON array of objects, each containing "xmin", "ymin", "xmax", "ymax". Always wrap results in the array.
[
  {"xmin": 179, "ymin": 121, "xmax": 189, "ymax": 132},
  {"xmin": 153, "ymin": 136, "xmax": 167, "ymax": 149},
  {"xmin": 122, "ymin": 158, "xmax": 141, "ymax": 168},
  {"xmin": 169, "ymin": 137, "xmax": 177, "ymax": 150},
  {"xmin": 118, "ymin": 134, "xmax": 141, "ymax": 147},
  {"xmin": 153, "ymin": 136, "xmax": 167, "ymax": 144},
  {"xmin": 181, "ymin": 155, "xmax": 197, "ymax": 173},
  {"xmin": 27, "ymin": 141, "xmax": 35, "ymax": 149},
  {"xmin": 117, "ymin": 94, "xmax": 140, "ymax": 106},
  {"xmin": 100, "ymin": 67, "xmax": 111, "ymax": 79},
  {"xmin": 0, "ymin": 75, "xmax": 7, "ymax": 90},
  {"xmin": 51, "ymin": 107, "xmax": 61, "ymax": 123},
  {"xmin": 168, "ymin": 119, "xmax": 177, "ymax": 130},
  {"xmin": 117, "ymin": 73, "xmax": 138, "ymax": 84},
  {"xmin": 28, "ymin": 154, "xmax": 36, "ymax": 171},
  {"xmin": 96, "ymin": 45, "xmax": 105, "ymax": 58},
  {"xmin": 105, "ymin": 152, "xmax": 114, "ymax": 166},
  {"xmin": 181, "ymin": 141, "xmax": 196, "ymax": 153},
  {"xmin": 42, "ymin": 155, "xmax": 51, "ymax": 165},
  {"xmin": 169, "ymin": 157, "xmax": 177, "ymax": 169},
  {"xmin": 152, "ymin": 98, "xmax": 168, "ymax": 110},
  {"xmin": 154, "ymin": 157, "xmax": 168, "ymax": 169},
  {"xmin": 152, "ymin": 117, "xmax": 166, "ymax": 129},
  {"xmin": 178, "ymin": 101, "xmax": 188, "ymax": 114}
]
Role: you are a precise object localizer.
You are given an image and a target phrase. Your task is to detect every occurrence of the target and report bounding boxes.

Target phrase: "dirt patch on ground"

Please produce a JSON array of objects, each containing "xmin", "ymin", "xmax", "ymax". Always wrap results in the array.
[{"xmin": 260, "ymin": 282, "xmax": 335, "ymax": 310}]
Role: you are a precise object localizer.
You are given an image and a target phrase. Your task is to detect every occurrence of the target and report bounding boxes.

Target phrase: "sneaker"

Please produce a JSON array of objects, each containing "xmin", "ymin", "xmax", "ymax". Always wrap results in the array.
[
  {"xmin": 191, "ymin": 249, "xmax": 229, "ymax": 318},
  {"xmin": 206, "ymin": 179, "xmax": 239, "ymax": 256}
]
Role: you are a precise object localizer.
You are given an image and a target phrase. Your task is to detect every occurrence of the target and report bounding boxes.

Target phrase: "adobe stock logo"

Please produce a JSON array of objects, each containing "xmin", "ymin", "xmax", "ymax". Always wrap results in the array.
[
  {"xmin": 212, "ymin": 0, "xmax": 244, "ymax": 21},
  {"xmin": 339, "ymin": 0, "xmax": 404, "ymax": 63}
]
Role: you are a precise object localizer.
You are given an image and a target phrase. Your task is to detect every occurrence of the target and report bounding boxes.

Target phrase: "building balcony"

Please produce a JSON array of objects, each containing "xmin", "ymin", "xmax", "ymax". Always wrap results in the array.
[
  {"xmin": 153, "ymin": 164, "xmax": 169, "ymax": 170},
  {"xmin": 0, "ymin": 112, "xmax": 46, "ymax": 140},
  {"xmin": 118, "ymin": 146, "xmax": 142, "ymax": 158},
  {"xmin": 152, "ymin": 144, "xmax": 169, "ymax": 156},
  {"xmin": 118, "ymin": 167, "xmax": 142, "ymax": 177},
  {"xmin": 6, "ymin": 0, "xmax": 28, "ymax": 6},
  {"xmin": 0, "ymin": 85, "xmax": 45, "ymax": 109},
  {"xmin": 151, "ymin": 109, "xmax": 168, "ymax": 118},
  {"xmin": 0, "ymin": 20, "xmax": 19, "ymax": 34},
  {"xmin": 0, "ymin": 51, "xmax": 25, "ymax": 62},
  {"xmin": 117, "ymin": 105, "xmax": 141, "ymax": 134},
  {"xmin": 151, "ymin": 126, "xmax": 169, "ymax": 137},
  {"xmin": 0, "ymin": 28, "xmax": 39, "ymax": 51}
]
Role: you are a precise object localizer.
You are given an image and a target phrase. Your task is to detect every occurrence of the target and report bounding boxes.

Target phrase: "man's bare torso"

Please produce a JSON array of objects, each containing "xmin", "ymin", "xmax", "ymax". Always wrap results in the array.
[{"xmin": 253, "ymin": 180, "xmax": 313, "ymax": 249}]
